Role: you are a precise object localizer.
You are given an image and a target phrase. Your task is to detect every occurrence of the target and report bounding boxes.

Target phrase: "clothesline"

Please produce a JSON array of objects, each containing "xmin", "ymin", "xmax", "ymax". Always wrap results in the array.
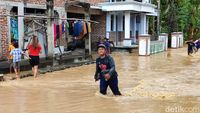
[{"xmin": 0, "ymin": 14, "xmax": 99, "ymax": 23}]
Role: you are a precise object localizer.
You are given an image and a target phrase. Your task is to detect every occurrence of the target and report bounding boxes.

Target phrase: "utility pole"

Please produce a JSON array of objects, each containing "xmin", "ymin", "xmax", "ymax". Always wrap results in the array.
[
  {"xmin": 65, "ymin": 1, "xmax": 69, "ymax": 47},
  {"xmin": 83, "ymin": 3, "xmax": 91, "ymax": 56},
  {"xmin": 46, "ymin": 0, "xmax": 54, "ymax": 60},
  {"xmin": 157, "ymin": 0, "xmax": 160, "ymax": 37}
]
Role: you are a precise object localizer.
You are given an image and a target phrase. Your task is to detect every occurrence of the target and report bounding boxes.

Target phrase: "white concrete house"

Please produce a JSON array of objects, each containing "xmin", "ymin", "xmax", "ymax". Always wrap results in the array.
[{"xmin": 99, "ymin": 0, "xmax": 157, "ymax": 46}]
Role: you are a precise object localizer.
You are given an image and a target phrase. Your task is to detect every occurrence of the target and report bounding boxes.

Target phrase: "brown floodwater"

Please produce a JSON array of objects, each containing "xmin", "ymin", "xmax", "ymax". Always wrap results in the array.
[{"xmin": 0, "ymin": 47, "xmax": 200, "ymax": 113}]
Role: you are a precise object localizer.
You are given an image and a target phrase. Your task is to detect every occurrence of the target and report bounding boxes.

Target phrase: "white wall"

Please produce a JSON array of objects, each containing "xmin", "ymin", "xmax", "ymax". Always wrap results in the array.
[
  {"xmin": 130, "ymin": 14, "xmax": 134, "ymax": 36},
  {"xmin": 124, "ymin": 11, "xmax": 130, "ymax": 39},
  {"xmin": 113, "ymin": 14, "xmax": 116, "ymax": 32},
  {"xmin": 106, "ymin": 13, "xmax": 111, "ymax": 32},
  {"xmin": 143, "ymin": 0, "xmax": 151, "ymax": 3},
  {"xmin": 18, "ymin": 3, "xmax": 24, "ymax": 49},
  {"xmin": 117, "ymin": 13, "xmax": 123, "ymax": 31},
  {"xmin": 140, "ymin": 13, "xmax": 147, "ymax": 34}
]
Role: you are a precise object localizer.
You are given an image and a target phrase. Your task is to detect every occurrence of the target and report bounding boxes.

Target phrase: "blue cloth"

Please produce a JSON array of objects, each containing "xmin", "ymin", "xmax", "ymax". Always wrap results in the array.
[
  {"xmin": 62, "ymin": 21, "xmax": 65, "ymax": 33},
  {"xmin": 68, "ymin": 22, "xmax": 74, "ymax": 35},
  {"xmin": 196, "ymin": 41, "xmax": 200, "ymax": 49},
  {"xmin": 10, "ymin": 48, "xmax": 23, "ymax": 63},
  {"xmin": 73, "ymin": 21, "xmax": 83, "ymax": 37}
]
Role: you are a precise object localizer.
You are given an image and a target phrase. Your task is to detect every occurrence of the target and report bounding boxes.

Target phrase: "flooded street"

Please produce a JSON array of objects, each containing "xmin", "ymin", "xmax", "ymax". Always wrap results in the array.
[{"xmin": 0, "ymin": 47, "xmax": 200, "ymax": 113}]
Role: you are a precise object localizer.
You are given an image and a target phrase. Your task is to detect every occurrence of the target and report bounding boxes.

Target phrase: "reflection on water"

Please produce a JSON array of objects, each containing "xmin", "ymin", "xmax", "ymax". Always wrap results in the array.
[{"xmin": 0, "ymin": 47, "xmax": 200, "ymax": 113}]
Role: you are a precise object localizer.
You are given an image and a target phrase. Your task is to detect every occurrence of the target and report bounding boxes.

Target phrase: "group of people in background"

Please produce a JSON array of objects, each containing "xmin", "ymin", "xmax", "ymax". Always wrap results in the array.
[
  {"xmin": 186, "ymin": 39, "xmax": 200, "ymax": 56},
  {"xmin": 8, "ymin": 35, "xmax": 41, "ymax": 79}
]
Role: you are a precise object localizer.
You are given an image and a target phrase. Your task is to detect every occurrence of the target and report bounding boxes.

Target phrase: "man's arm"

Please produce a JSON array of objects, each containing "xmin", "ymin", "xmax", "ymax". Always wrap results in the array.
[
  {"xmin": 94, "ymin": 59, "xmax": 101, "ymax": 81},
  {"xmin": 103, "ymin": 56, "xmax": 116, "ymax": 81},
  {"xmin": 108, "ymin": 56, "xmax": 116, "ymax": 77},
  {"xmin": 21, "ymin": 50, "xmax": 31, "ymax": 59}
]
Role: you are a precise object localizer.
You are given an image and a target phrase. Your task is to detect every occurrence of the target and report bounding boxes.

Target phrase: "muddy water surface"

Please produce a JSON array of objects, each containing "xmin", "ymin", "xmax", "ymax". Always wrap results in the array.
[{"xmin": 0, "ymin": 47, "xmax": 200, "ymax": 113}]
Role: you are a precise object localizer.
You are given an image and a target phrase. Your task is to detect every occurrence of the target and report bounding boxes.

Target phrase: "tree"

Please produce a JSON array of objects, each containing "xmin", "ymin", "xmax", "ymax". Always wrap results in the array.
[
  {"xmin": 187, "ymin": 0, "xmax": 200, "ymax": 39},
  {"xmin": 160, "ymin": 0, "xmax": 200, "ymax": 40}
]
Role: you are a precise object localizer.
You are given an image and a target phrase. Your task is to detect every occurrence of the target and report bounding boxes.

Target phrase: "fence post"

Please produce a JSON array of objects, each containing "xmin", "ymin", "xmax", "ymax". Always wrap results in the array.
[
  {"xmin": 159, "ymin": 33, "xmax": 168, "ymax": 51},
  {"xmin": 139, "ymin": 34, "xmax": 151, "ymax": 56}
]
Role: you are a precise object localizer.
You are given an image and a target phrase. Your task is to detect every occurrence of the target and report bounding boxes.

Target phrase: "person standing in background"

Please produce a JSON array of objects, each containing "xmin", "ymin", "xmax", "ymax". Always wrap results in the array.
[
  {"xmin": 10, "ymin": 42, "xmax": 30, "ymax": 79},
  {"xmin": 7, "ymin": 39, "xmax": 15, "ymax": 74},
  {"xmin": 28, "ymin": 35, "xmax": 42, "ymax": 78},
  {"xmin": 186, "ymin": 40, "xmax": 196, "ymax": 56},
  {"xmin": 103, "ymin": 38, "xmax": 111, "ymax": 54}
]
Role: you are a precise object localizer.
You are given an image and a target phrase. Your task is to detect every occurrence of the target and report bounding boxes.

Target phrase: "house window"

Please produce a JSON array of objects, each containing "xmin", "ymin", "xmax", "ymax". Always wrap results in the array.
[
  {"xmin": 149, "ymin": 0, "xmax": 152, "ymax": 3},
  {"xmin": 116, "ymin": 0, "xmax": 125, "ymax": 2},
  {"xmin": 123, "ymin": 15, "xmax": 125, "ymax": 31},
  {"xmin": 111, "ymin": 15, "xmax": 114, "ymax": 31},
  {"xmin": 111, "ymin": 0, "xmax": 125, "ymax": 2},
  {"xmin": 136, "ymin": 15, "xmax": 140, "ymax": 23},
  {"xmin": 116, "ymin": 15, "xmax": 118, "ymax": 31},
  {"xmin": 134, "ymin": 0, "xmax": 142, "ymax": 2}
]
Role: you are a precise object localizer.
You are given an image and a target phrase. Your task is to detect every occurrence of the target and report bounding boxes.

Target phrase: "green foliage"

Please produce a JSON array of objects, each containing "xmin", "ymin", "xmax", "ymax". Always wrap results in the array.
[{"xmin": 160, "ymin": 0, "xmax": 200, "ymax": 40}]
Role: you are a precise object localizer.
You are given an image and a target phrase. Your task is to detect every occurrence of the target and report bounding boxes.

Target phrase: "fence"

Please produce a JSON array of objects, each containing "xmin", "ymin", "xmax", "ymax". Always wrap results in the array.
[
  {"xmin": 150, "ymin": 40, "xmax": 165, "ymax": 54},
  {"xmin": 171, "ymin": 32, "xmax": 184, "ymax": 49}
]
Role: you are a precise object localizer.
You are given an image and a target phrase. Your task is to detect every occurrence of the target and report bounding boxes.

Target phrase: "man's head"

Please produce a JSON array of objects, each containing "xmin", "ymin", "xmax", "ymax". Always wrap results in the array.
[{"xmin": 98, "ymin": 44, "xmax": 106, "ymax": 57}]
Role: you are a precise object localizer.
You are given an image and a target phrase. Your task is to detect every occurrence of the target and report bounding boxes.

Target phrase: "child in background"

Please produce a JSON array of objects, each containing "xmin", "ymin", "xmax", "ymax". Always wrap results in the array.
[
  {"xmin": 10, "ymin": 42, "xmax": 30, "ymax": 79},
  {"xmin": 28, "ymin": 35, "xmax": 42, "ymax": 78},
  {"xmin": 7, "ymin": 39, "xmax": 15, "ymax": 73}
]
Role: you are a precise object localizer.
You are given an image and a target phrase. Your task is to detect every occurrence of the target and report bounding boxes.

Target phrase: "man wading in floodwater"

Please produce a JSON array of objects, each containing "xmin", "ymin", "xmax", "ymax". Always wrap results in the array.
[{"xmin": 94, "ymin": 44, "xmax": 122, "ymax": 95}]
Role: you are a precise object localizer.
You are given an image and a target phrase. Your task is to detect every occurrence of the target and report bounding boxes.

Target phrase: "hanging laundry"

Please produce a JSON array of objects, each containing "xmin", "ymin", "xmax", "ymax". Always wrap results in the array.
[
  {"xmin": 68, "ymin": 21, "xmax": 74, "ymax": 36},
  {"xmin": 62, "ymin": 21, "xmax": 65, "ymax": 33},
  {"xmin": 56, "ymin": 25, "xmax": 60, "ymax": 39},
  {"xmin": 83, "ymin": 22, "xmax": 87, "ymax": 35},
  {"xmin": 79, "ymin": 22, "xmax": 86, "ymax": 39},
  {"xmin": 86, "ymin": 22, "xmax": 89, "ymax": 34},
  {"xmin": 54, "ymin": 23, "xmax": 57, "ymax": 47},
  {"xmin": 59, "ymin": 23, "xmax": 62, "ymax": 38},
  {"xmin": 66, "ymin": 21, "xmax": 69, "ymax": 28},
  {"xmin": 87, "ymin": 22, "xmax": 91, "ymax": 33},
  {"xmin": 73, "ymin": 21, "xmax": 83, "ymax": 37}
]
